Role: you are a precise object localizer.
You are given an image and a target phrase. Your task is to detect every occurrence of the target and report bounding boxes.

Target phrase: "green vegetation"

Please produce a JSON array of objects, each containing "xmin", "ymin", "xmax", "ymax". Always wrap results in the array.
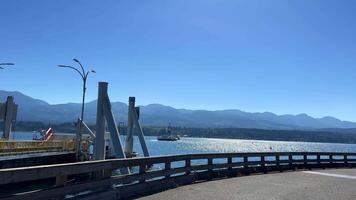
[{"xmin": 2, "ymin": 121, "xmax": 356, "ymax": 144}]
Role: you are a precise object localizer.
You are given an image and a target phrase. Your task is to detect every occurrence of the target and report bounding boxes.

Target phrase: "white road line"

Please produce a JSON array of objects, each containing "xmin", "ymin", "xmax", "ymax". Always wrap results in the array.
[{"xmin": 302, "ymin": 171, "xmax": 356, "ymax": 180}]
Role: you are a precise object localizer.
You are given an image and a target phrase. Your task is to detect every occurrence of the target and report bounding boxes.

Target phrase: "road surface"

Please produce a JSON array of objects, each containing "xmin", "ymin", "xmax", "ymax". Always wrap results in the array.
[{"xmin": 139, "ymin": 168, "xmax": 356, "ymax": 200}]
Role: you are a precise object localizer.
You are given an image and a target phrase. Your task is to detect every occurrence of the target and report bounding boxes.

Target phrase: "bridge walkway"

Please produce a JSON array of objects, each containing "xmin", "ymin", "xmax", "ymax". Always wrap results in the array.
[{"xmin": 139, "ymin": 168, "xmax": 356, "ymax": 200}]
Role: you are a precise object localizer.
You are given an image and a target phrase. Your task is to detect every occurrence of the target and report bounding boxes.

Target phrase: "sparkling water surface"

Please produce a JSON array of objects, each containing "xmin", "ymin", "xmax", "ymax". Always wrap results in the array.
[
  {"xmin": 6, "ymin": 132, "xmax": 356, "ymax": 170},
  {"xmin": 8, "ymin": 132, "xmax": 356, "ymax": 156}
]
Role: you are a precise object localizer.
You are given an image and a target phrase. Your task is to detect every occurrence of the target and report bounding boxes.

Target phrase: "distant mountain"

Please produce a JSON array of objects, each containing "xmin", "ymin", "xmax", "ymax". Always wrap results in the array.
[{"xmin": 1, "ymin": 90, "xmax": 356, "ymax": 130}]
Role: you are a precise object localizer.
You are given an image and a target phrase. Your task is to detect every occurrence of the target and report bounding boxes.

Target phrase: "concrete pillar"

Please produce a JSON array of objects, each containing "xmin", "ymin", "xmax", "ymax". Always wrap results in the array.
[
  {"xmin": 103, "ymin": 96, "xmax": 126, "ymax": 159},
  {"xmin": 93, "ymin": 82, "xmax": 107, "ymax": 160},
  {"xmin": 103, "ymin": 96, "xmax": 129, "ymax": 174},
  {"xmin": 132, "ymin": 106, "xmax": 150, "ymax": 157},
  {"xmin": 124, "ymin": 97, "xmax": 135, "ymax": 157},
  {"xmin": 3, "ymin": 96, "xmax": 14, "ymax": 140}
]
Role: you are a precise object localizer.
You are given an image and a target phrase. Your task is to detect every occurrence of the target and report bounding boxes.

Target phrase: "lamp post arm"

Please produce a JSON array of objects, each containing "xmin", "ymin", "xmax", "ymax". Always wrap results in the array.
[
  {"xmin": 58, "ymin": 65, "xmax": 85, "ymax": 80},
  {"xmin": 74, "ymin": 59, "xmax": 85, "ymax": 77}
]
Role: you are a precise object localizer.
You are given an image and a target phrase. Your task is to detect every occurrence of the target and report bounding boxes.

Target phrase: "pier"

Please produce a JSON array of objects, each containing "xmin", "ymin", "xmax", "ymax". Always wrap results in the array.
[{"xmin": 0, "ymin": 151, "xmax": 355, "ymax": 199}]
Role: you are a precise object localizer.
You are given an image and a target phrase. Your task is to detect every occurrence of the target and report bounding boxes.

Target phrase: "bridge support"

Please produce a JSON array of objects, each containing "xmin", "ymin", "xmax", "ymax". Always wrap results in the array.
[
  {"xmin": 0, "ymin": 96, "xmax": 17, "ymax": 140},
  {"xmin": 124, "ymin": 97, "xmax": 150, "ymax": 158},
  {"xmin": 94, "ymin": 82, "xmax": 107, "ymax": 161},
  {"xmin": 94, "ymin": 82, "xmax": 129, "ymax": 174}
]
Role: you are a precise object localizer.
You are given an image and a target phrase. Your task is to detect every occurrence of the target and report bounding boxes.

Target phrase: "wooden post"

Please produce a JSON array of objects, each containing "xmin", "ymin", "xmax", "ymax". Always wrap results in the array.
[
  {"xmin": 276, "ymin": 155, "xmax": 282, "ymax": 172},
  {"xmin": 243, "ymin": 156, "xmax": 249, "ymax": 174},
  {"xmin": 329, "ymin": 155, "xmax": 333, "ymax": 165},
  {"xmin": 289, "ymin": 154, "xmax": 293, "ymax": 170},
  {"xmin": 317, "ymin": 154, "xmax": 321, "ymax": 165},
  {"xmin": 319, "ymin": 154, "xmax": 326, "ymax": 169},
  {"xmin": 303, "ymin": 154, "xmax": 308, "ymax": 169},
  {"xmin": 208, "ymin": 158, "xmax": 213, "ymax": 180},
  {"xmin": 261, "ymin": 156, "xmax": 266, "ymax": 173},
  {"xmin": 55, "ymin": 175, "xmax": 67, "ymax": 186},
  {"xmin": 165, "ymin": 161, "xmax": 171, "ymax": 178},
  {"xmin": 139, "ymin": 164, "xmax": 146, "ymax": 183},
  {"xmin": 185, "ymin": 158, "xmax": 191, "ymax": 175},
  {"xmin": 227, "ymin": 157, "xmax": 233, "ymax": 171}
]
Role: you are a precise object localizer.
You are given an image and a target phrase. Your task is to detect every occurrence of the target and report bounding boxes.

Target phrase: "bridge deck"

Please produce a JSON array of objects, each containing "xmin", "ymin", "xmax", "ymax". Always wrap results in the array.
[
  {"xmin": 139, "ymin": 168, "xmax": 356, "ymax": 200},
  {"xmin": 1, "ymin": 151, "xmax": 355, "ymax": 199}
]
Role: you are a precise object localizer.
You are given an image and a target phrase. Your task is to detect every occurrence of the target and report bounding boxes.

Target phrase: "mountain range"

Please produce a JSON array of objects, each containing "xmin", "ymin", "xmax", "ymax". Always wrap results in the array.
[{"xmin": 1, "ymin": 90, "xmax": 356, "ymax": 130}]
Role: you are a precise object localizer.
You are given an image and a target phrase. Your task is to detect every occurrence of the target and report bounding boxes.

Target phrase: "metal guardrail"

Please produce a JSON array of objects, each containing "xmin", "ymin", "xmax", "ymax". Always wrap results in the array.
[{"xmin": 0, "ymin": 151, "xmax": 355, "ymax": 199}]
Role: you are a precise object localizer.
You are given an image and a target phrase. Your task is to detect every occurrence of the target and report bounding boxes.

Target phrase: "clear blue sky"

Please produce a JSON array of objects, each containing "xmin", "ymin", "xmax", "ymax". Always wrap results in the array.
[{"xmin": 1, "ymin": 0, "xmax": 356, "ymax": 121}]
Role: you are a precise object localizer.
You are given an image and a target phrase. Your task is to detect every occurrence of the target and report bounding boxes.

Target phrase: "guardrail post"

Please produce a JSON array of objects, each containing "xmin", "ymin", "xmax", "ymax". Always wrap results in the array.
[
  {"xmin": 243, "ymin": 156, "xmax": 249, "ymax": 174},
  {"xmin": 321, "ymin": 154, "xmax": 326, "ymax": 169},
  {"xmin": 165, "ymin": 161, "xmax": 171, "ymax": 178},
  {"xmin": 261, "ymin": 156, "xmax": 266, "ymax": 173},
  {"xmin": 185, "ymin": 158, "xmax": 191, "ymax": 175},
  {"xmin": 207, "ymin": 158, "xmax": 213, "ymax": 180},
  {"xmin": 56, "ymin": 175, "xmax": 67, "ymax": 186},
  {"xmin": 344, "ymin": 155, "xmax": 348, "ymax": 166},
  {"xmin": 317, "ymin": 153, "xmax": 321, "ymax": 166},
  {"xmin": 303, "ymin": 154, "xmax": 308, "ymax": 169},
  {"xmin": 139, "ymin": 164, "xmax": 146, "ymax": 183},
  {"xmin": 227, "ymin": 156, "xmax": 233, "ymax": 176},
  {"xmin": 276, "ymin": 155, "xmax": 282, "ymax": 172},
  {"xmin": 289, "ymin": 154, "xmax": 294, "ymax": 170}
]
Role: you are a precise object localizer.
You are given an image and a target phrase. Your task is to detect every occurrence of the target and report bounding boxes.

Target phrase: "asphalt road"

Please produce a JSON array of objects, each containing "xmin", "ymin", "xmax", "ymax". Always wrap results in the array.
[{"xmin": 139, "ymin": 168, "xmax": 356, "ymax": 200}]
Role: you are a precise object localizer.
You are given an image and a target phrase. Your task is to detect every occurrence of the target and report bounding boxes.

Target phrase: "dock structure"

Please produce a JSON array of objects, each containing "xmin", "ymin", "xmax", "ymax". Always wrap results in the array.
[
  {"xmin": 0, "ymin": 139, "xmax": 86, "ymax": 168},
  {"xmin": 0, "ymin": 151, "xmax": 355, "ymax": 199}
]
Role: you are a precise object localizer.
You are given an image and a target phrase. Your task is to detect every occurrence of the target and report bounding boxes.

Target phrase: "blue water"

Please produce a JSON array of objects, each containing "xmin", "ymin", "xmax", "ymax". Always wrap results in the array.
[
  {"xmin": 7, "ymin": 132, "xmax": 356, "ymax": 156},
  {"xmin": 4, "ymin": 131, "xmax": 356, "ymax": 171}
]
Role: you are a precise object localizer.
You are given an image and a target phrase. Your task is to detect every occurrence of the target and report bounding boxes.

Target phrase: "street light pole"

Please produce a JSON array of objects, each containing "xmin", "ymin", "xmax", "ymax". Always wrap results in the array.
[{"xmin": 58, "ymin": 59, "xmax": 95, "ymax": 160}]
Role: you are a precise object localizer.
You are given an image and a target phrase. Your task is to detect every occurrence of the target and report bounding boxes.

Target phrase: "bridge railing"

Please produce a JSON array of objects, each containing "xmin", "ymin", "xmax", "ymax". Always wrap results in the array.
[{"xmin": 1, "ymin": 151, "xmax": 356, "ymax": 199}]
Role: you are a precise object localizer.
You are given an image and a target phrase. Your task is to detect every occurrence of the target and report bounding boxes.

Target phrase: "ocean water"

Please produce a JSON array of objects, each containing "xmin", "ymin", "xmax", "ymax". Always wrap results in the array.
[
  {"xmin": 4, "ymin": 131, "xmax": 356, "ymax": 170},
  {"xmin": 6, "ymin": 132, "xmax": 356, "ymax": 156}
]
